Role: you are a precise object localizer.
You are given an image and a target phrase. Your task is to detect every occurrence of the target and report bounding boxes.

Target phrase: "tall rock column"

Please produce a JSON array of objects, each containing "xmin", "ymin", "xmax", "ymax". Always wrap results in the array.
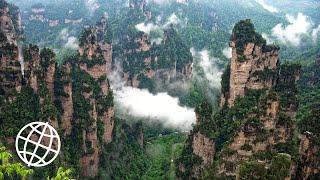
[
  {"xmin": 77, "ymin": 19, "xmax": 114, "ymax": 177},
  {"xmin": 177, "ymin": 20, "xmax": 301, "ymax": 179},
  {"xmin": 40, "ymin": 48, "xmax": 56, "ymax": 100},
  {"xmin": 220, "ymin": 19, "xmax": 280, "ymax": 107},
  {"xmin": 54, "ymin": 61, "xmax": 73, "ymax": 136},
  {"xmin": 23, "ymin": 44, "xmax": 40, "ymax": 92},
  {"xmin": 0, "ymin": 1, "xmax": 22, "ymax": 94},
  {"xmin": 297, "ymin": 132, "xmax": 320, "ymax": 179}
]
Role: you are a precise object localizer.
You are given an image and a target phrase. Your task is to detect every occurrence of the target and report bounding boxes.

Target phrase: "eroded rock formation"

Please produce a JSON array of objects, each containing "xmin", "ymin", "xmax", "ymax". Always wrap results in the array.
[
  {"xmin": 0, "ymin": 0, "xmax": 23, "ymax": 94},
  {"xmin": 0, "ymin": 2, "xmax": 115, "ymax": 177},
  {"xmin": 192, "ymin": 132, "xmax": 215, "ymax": 165},
  {"xmin": 120, "ymin": 26, "xmax": 193, "ymax": 90},
  {"xmin": 77, "ymin": 19, "xmax": 114, "ymax": 177},
  {"xmin": 177, "ymin": 20, "xmax": 308, "ymax": 179},
  {"xmin": 220, "ymin": 22, "xmax": 280, "ymax": 107},
  {"xmin": 297, "ymin": 132, "xmax": 320, "ymax": 179}
]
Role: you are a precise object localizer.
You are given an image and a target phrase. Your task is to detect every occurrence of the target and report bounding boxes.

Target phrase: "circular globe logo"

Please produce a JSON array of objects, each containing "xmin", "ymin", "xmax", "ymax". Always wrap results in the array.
[{"xmin": 15, "ymin": 122, "xmax": 61, "ymax": 167}]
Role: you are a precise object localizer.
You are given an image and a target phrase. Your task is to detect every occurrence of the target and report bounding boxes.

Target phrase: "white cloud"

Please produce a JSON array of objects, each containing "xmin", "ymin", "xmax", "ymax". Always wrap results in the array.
[
  {"xmin": 262, "ymin": 33, "xmax": 275, "ymax": 44},
  {"xmin": 115, "ymin": 87, "xmax": 196, "ymax": 130},
  {"xmin": 109, "ymin": 62, "xmax": 195, "ymax": 131},
  {"xmin": 135, "ymin": 23, "xmax": 160, "ymax": 34},
  {"xmin": 222, "ymin": 47, "xmax": 232, "ymax": 59},
  {"xmin": 198, "ymin": 50, "xmax": 223, "ymax": 88},
  {"xmin": 59, "ymin": 28, "xmax": 69, "ymax": 41},
  {"xmin": 191, "ymin": 48, "xmax": 222, "ymax": 88},
  {"xmin": 18, "ymin": 44, "xmax": 25, "ymax": 77},
  {"xmin": 135, "ymin": 13, "xmax": 181, "ymax": 34},
  {"xmin": 164, "ymin": 13, "xmax": 181, "ymax": 27},
  {"xmin": 65, "ymin": 36, "xmax": 79, "ymax": 49},
  {"xmin": 58, "ymin": 29, "xmax": 79, "ymax": 49},
  {"xmin": 312, "ymin": 25, "xmax": 320, "ymax": 42},
  {"xmin": 255, "ymin": 0, "xmax": 279, "ymax": 13},
  {"xmin": 272, "ymin": 13, "xmax": 312, "ymax": 46},
  {"xmin": 148, "ymin": 0, "xmax": 174, "ymax": 5},
  {"xmin": 151, "ymin": 37, "xmax": 163, "ymax": 44}
]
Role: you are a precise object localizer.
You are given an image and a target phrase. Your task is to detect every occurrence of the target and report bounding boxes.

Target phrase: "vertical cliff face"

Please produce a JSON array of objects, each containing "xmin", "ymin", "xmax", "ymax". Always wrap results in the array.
[
  {"xmin": 191, "ymin": 132, "xmax": 215, "ymax": 176},
  {"xmin": 297, "ymin": 132, "xmax": 320, "ymax": 179},
  {"xmin": 79, "ymin": 18, "xmax": 113, "ymax": 74},
  {"xmin": 156, "ymin": 27, "xmax": 193, "ymax": 83},
  {"xmin": 23, "ymin": 47, "xmax": 55, "ymax": 95},
  {"xmin": 77, "ymin": 19, "xmax": 115, "ymax": 177},
  {"xmin": 0, "ymin": 1, "xmax": 59, "ymax": 151},
  {"xmin": 23, "ymin": 45, "xmax": 59, "ymax": 129},
  {"xmin": 54, "ymin": 62, "xmax": 73, "ymax": 136},
  {"xmin": 0, "ymin": 0, "xmax": 20, "ymax": 44},
  {"xmin": 0, "ymin": 0, "xmax": 22, "ymax": 94},
  {"xmin": 121, "ymin": 26, "xmax": 193, "ymax": 90},
  {"xmin": 121, "ymin": 32, "xmax": 154, "ymax": 88},
  {"xmin": 23, "ymin": 44, "xmax": 40, "ymax": 92},
  {"xmin": 0, "ymin": 2, "xmax": 115, "ymax": 177},
  {"xmin": 296, "ymin": 58, "xmax": 320, "ymax": 179},
  {"xmin": 177, "ymin": 20, "xmax": 303, "ymax": 179},
  {"xmin": 214, "ymin": 22, "xmax": 301, "ymax": 178},
  {"xmin": 220, "ymin": 19, "xmax": 280, "ymax": 107}
]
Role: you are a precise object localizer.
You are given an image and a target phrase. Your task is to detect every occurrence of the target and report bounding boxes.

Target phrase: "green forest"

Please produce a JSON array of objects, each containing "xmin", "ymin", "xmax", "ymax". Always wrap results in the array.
[{"xmin": 0, "ymin": 0, "xmax": 319, "ymax": 179}]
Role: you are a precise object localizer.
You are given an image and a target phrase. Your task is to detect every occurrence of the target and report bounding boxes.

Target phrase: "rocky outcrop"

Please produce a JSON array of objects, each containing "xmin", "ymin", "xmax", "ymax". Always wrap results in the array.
[
  {"xmin": 177, "ymin": 20, "xmax": 302, "ymax": 179},
  {"xmin": 221, "ymin": 36, "xmax": 279, "ymax": 107},
  {"xmin": 102, "ymin": 107, "xmax": 115, "ymax": 144},
  {"xmin": 24, "ymin": 46, "xmax": 56, "ymax": 99},
  {"xmin": 192, "ymin": 132, "xmax": 215, "ymax": 166},
  {"xmin": 0, "ymin": 3, "xmax": 22, "ymax": 93},
  {"xmin": 219, "ymin": 19, "xmax": 281, "ymax": 107},
  {"xmin": 121, "ymin": 32, "xmax": 153, "ymax": 88},
  {"xmin": 0, "ymin": 0, "xmax": 23, "ymax": 42},
  {"xmin": 0, "ymin": 1, "xmax": 116, "ymax": 178},
  {"xmin": 22, "ymin": 18, "xmax": 115, "ymax": 179},
  {"xmin": 46, "ymin": 62, "xmax": 55, "ymax": 99},
  {"xmin": 121, "ymin": 27, "xmax": 193, "ymax": 90},
  {"xmin": 0, "ymin": 42, "xmax": 22, "ymax": 94},
  {"xmin": 79, "ymin": 18, "xmax": 112, "ymax": 74},
  {"xmin": 159, "ymin": 27, "xmax": 193, "ymax": 83},
  {"xmin": 78, "ymin": 18, "xmax": 114, "ymax": 177},
  {"xmin": 215, "ymin": 21, "xmax": 299, "ymax": 178},
  {"xmin": 55, "ymin": 62, "xmax": 73, "ymax": 136},
  {"xmin": 297, "ymin": 133, "xmax": 320, "ymax": 179},
  {"xmin": 23, "ymin": 44, "xmax": 40, "ymax": 92},
  {"xmin": 0, "ymin": 0, "xmax": 23, "ymax": 95}
]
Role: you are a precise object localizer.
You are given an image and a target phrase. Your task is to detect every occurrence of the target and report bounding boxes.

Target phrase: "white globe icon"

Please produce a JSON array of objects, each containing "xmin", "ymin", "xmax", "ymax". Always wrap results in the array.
[{"xmin": 15, "ymin": 122, "xmax": 61, "ymax": 167}]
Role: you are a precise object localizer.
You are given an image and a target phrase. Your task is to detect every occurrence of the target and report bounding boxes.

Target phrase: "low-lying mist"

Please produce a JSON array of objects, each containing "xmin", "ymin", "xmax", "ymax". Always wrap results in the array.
[
  {"xmin": 109, "ymin": 64, "xmax": 196, "ymax": 131},
  {"xmin": 114, "ymin": 87, "xmax": 196, "ymax": 131}
]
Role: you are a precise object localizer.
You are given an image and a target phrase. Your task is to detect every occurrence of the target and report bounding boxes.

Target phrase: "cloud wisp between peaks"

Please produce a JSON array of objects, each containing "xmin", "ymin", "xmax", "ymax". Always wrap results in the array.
[
  {"xmin": 272, "ymin": 13, "xmax": 312, "ymax": 46},
  {"xmin": 264, "ymin": 13, "xmax": 320, "ymax": 46},
  {"xmin": 109, "ymin": 64, "xmax": 196, "ymax": 131},
  {"xmin": 191, "ymin": 48, "xmax": 223, "ymax": 89},
  {"xmin": 135, "ymin": 13, "xmax": 181, "ymax": 34},
  {"xmin": 115, "ymin": 87, "xmax": 196, "ymax": 130}
]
